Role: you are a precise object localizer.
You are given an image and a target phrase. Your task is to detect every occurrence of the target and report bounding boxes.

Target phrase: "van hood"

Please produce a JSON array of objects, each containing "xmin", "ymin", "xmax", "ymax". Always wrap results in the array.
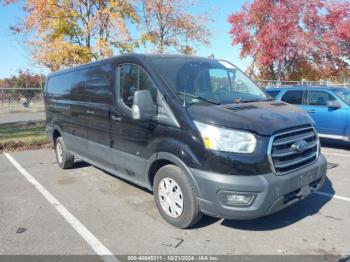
[{"xmin": 187, "ymin": 101, "xmax": 313, "ymax": 136}]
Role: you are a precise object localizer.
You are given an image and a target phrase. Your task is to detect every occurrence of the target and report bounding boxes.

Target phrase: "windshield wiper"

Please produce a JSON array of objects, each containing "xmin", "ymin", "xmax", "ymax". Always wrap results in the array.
[{"xmin": 177, "ymin": 92, "xmax": 220, "ymax": 105}]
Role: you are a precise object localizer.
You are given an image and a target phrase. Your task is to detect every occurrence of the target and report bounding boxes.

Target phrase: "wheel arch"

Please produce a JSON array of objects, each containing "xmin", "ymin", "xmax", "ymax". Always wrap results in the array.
[
  {"xmin": 52, "ymin": 129, "xmax": 61, "ymax": 143},
  {"xmin": 51, "ymin": 125, "xmax": 64, "ymax": 141},
  {"xmin": 146, "ymin": 152, "xmax": 201, "ymax": 198}
]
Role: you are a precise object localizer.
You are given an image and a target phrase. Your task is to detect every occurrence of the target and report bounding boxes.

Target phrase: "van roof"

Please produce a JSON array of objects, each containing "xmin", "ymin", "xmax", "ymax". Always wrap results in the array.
[{"xmin": 47, "ymin": 53, "xmax": 216, "ymax": 77}]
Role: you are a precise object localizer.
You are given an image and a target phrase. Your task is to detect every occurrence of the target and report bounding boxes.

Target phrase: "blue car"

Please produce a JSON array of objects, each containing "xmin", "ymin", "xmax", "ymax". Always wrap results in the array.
[{"xmin": 266, "ymin": 86, "xmax": 350, "ymax": 142}]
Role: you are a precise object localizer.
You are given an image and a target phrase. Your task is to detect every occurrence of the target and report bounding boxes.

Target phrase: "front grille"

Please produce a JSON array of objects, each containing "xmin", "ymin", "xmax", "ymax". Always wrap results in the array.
[{"xmin": 269, "ymin": 125, "xmax": 319, "ymax": 175}]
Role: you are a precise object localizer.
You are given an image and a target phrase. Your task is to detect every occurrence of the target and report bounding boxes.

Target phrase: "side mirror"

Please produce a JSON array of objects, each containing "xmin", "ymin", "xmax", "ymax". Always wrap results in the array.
[
  {"xmin": 328, "ymin": 100, "xmax": 341, "ymax": 109},
  {"xmin": 132, "ymin": 90, "xmax": 157, "ymax": 120}
]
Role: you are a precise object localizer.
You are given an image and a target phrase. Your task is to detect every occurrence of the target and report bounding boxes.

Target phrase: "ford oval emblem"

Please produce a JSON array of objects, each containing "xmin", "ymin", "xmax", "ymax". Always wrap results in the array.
[{"xmin": 291, "ymin": 140, "xmax": 308, "ymax": 154}]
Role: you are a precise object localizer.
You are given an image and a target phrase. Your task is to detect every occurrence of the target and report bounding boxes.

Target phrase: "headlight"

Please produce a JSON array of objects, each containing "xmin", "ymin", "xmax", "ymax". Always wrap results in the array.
[{"xmin": 194, "ymin": 121, "xmax": 257, "ymax": 153}]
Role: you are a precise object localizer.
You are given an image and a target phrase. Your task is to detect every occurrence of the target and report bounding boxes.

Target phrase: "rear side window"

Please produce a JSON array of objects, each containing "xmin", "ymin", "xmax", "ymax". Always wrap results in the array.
[
  {"xmin": 47, "ymin": 63, "xmax": 112, "ymax": 103},
  {"xmin": 266, "ymin": 90, "xmax": 280, "ymax": 98},
  {"xmin": 281, "ymin": 90, "xmax": 304, "ymax": 105},
  {"xmin": 85, "ymin": 64, "xmax": 113, "ymax": 104},
  {"xmin": 307, "ymin": 91, "xmax": 335, "ymax": 106},
  {"xmin": 47, "ymin": 71, "xmax": 85, "ymax": 99},
  {"xmin": 47, "ymin": 76, "xmax": 67, "ymax": 97},
  {"xmin": 69, "ymin": 70, "xmax": 86, "ymax": 100},
  {"xmin": 119, "ymin": 64, "xmax": 157, "ymax": 108}
]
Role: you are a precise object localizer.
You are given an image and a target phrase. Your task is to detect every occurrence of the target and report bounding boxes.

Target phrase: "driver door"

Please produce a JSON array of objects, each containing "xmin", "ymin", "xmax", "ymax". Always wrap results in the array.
[{"xmin": 110, "ymin": 63, "xmax": 159, "ymax": 183}]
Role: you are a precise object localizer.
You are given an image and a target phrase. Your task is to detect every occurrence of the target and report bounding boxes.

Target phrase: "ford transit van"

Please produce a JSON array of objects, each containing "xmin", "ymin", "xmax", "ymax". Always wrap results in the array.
[{"xmin": 45, "ymin": 54, "xmax": 327, "ymax": 228}]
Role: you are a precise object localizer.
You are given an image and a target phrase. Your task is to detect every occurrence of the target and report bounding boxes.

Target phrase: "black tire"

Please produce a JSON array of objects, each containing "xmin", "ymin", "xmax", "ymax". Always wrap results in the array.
[
  {"xmin": 153, "ymin": 164, "xmax": 203, "ymax": 228},
  {"xmin": 55, "ymin": 137, "xmax": 75, "ymax": 169}
]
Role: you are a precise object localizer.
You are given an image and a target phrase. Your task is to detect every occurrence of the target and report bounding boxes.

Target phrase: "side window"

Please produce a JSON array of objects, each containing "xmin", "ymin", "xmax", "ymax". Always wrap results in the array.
[
  {"xmin": 48, "ymin": 71, "xmax": 86, "ymax": 100},
  {"xmin": 139, "ymin": 67, "xmax": 158, "ymax": 103},
  {"xmin": 119, "ymin": 64, "xmax": 138, "ymax": 108},
  {"xmin": 307, "ymin": 91, "xmax": 334, "ymax": 106},
  {"xmin": 85, "ymin": 64, "xmax": 112, "ymax": 104},
  {"xmin": 281, "ymin": 90, "xmax": 304, "ymax": 105},
  {"xmin": 47, "ymin": 74, "xmax": 72, "ymax": 99},
  {"xmin": 119, "ymin": 64, "xmax": 157, "ymax": 108},
  {"xmin": 69, "ymin": 70, "xmax": 86, "ymax": 101}
]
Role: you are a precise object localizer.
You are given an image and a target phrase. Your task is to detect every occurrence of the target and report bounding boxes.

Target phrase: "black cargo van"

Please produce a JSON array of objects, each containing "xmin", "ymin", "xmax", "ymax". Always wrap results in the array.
[{"xmin": 45, "ymin": 54, "xmax": 327, "ymax": 228}]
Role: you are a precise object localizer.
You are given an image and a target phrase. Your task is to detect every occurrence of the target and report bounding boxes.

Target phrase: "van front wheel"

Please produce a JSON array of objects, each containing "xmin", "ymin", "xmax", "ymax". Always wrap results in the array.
[
  {"xmin": 55, "ymin": 137, "xmax": 74, "ymax": 169},
  {"xmin": 153, "ymin": 165, "xmax": 202, "ymax": 228}
]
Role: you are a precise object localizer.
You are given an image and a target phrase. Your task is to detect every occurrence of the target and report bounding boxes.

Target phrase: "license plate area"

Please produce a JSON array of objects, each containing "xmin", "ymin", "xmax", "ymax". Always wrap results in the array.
[
  {"xmin": 299, "ymin": 171, "xmax": 318, "ymax": 187},
  {"xmin": 298, "ymin": 185, "xmax": 311, "ymax": 198},
  {"xmin": 284, "ymin": 176, "xmax": 322, "ymax": 204}
]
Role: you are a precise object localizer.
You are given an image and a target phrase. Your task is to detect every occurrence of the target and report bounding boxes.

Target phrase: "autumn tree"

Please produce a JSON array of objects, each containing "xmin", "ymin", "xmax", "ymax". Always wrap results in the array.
[
  {"xmin": 2, "ymin": 0, "xmax": 139, "ymax": 71},
  {"xmin": 140, "ymin": 0, "xmax": 210, "ymax": 55},
  {"xmin": 228, "ymin": 0, "xmax": 350, "ymax": 81}
]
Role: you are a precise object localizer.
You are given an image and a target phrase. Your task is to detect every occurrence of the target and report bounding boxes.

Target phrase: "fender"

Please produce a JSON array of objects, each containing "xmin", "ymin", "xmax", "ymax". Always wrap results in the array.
[
  {"xmin": 145, "ymin": 151, "xmax": 202, "ymax": 198},
  {"xmin": 155, "ymin": 137, "xmax": 202, "ymax": 167}
]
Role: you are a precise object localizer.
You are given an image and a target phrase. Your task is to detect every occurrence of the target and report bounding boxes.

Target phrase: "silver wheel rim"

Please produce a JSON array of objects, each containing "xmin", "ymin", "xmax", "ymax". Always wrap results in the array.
[
  {"xmin": 56, "ymin": 142, "xmax": 63, "ymax": 164},
  {"xmin": 158, "ymin": 177, "xmax": 184, "ymax": 218}
]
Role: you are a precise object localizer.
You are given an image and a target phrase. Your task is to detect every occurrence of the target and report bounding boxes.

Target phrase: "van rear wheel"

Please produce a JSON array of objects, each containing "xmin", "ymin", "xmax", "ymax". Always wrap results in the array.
[
  {"xmin": 55, "ymin": 137, "xmax": 74, "ymax": 169},
  {"xmin": 153, "ymin": 164, "xmax": 202, "ymax": 228}
]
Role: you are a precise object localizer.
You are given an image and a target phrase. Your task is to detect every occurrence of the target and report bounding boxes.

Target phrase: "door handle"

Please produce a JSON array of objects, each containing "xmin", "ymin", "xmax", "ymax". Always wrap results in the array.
[
  {"xmin": 111, "ymin": 115, "xmax": 121, "ymax": 121},
  {"xmin": 86, "ymin": 109, "xmax": 95, "ymax": 114},
  {"xmin": 307, "ymin": 109, "xmax": 316, "ymax": 113}
]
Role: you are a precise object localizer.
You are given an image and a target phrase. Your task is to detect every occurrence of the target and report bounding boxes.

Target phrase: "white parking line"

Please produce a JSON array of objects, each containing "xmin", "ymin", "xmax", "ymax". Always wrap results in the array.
[
  {"xmin": 323, "ymin": 151, "xmax": 350, "ymax": 158},
  {"xmin": 4, "ymin": 153, "xmax": 118, "ymax": 262},
  {"xmin": 315, "ymin": 191, "xmax": 350, "ymax": 203}
]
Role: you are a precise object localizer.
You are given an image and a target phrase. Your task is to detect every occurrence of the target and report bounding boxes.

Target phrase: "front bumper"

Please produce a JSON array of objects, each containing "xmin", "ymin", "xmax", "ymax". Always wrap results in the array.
[{"xmin": 191, "ymin": 153, "xmax": 327, "ymax": 220}]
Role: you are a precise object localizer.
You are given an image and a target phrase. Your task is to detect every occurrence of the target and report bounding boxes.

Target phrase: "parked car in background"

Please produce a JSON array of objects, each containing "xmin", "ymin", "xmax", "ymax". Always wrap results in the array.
[{"xmin": 266, "ymin": 86, "xmax": 350, "ymax": 142}]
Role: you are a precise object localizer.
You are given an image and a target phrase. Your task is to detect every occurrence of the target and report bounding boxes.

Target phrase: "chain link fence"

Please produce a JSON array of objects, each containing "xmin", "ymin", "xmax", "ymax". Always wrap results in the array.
[
  {"xmin": 0, "ymin": 88, "xmax": 44, "ymax": 114},
  {"xmin": 0, "ymin": 88, "xmax": 47, "ymax": 150}
]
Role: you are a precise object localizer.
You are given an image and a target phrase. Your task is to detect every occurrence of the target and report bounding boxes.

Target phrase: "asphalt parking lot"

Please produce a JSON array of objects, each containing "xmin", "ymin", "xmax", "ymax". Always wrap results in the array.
[{"xmin": 1, "ymin": 141, "xmax": 350, "ymax": 258}]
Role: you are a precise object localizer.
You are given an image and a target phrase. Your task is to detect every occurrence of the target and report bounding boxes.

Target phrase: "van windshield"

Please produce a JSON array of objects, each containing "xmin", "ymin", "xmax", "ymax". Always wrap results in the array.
[
  {"xmin": 149, "ymin": 57, "xmax": 268, "ymax": 106},
  {"xmin": 334, "ymin": 89, "xmax": 350, "ymax": 105}
]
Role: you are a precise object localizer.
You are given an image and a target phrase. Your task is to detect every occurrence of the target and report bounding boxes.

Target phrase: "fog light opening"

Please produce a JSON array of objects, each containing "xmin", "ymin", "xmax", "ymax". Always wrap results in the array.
[{"xmin": 223, "ymin": 192, "xmax": 255, "ymax": 206}]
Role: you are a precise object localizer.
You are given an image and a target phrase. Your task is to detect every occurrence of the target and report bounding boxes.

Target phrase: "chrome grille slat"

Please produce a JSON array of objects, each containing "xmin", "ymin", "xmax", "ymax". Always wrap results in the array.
[
  {"xmin": 271, "ymin": 141, "xmax": 318, "ymax": 157},
  {"xmin": 273, "ymin": 131, "xmax": 315, "ymax": 146},
  {"xmin": 274, "ymin": 152, "xmax": 317, "ymax": 168},
  {"xmin": 270, "ymin": 126, "xmax": 315, "ymax": 137},
  {"xmin": 269, "ymin": 125, "xmax": 319, "ymax": 175}
]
